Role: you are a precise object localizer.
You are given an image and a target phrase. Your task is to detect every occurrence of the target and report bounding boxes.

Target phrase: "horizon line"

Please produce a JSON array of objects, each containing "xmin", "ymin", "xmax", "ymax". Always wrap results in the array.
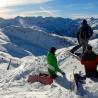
[{"xmin": 0, "ymin": 15, "xmax": 98, "ymax": 20}]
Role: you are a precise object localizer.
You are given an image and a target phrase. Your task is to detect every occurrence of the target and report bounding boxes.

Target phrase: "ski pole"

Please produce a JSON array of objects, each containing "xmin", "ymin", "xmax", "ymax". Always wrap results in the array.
[{"xmin": 7, "ymin": 58, "xmax": 12, "ymax": 70}]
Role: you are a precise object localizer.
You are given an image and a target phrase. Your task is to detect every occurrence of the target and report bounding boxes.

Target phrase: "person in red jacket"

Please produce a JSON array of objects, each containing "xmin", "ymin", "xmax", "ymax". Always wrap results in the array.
[{"xmin": 81, "ymin": 45, "xmax": 98, "ymax": 78}]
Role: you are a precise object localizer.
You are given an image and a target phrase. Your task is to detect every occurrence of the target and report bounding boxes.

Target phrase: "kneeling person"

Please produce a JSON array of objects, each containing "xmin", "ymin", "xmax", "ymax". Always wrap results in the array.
[
  {"xmin": 81, "ymin": 45, "xmax": 98, "ymax": 78},
  {"xmin": 47, "ymin": 47, "xmax": 65, "ymax": 79}
]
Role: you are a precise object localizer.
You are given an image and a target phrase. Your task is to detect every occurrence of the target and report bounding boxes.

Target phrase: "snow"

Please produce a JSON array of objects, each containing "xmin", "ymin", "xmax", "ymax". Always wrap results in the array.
[
  {"xmin": 0, "ymin": 46, "xmax": 98, "ymax": 98},
  {"xmin": 0, "ymin": 17, "xmax": 98, "ymax": 98}
]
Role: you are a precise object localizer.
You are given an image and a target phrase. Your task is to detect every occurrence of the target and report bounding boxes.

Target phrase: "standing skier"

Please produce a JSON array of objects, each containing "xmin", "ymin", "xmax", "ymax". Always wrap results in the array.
[
  {"xmin": 70, "ymin": 19, "xmax": 93, "ymax": 54},
  {"xmin": 47, "ymin": 47, "xmax": 65, "ymax": 79},
  {"xmin": 81, "ymin": 45, "xmax": 98, "ymax": 78}
]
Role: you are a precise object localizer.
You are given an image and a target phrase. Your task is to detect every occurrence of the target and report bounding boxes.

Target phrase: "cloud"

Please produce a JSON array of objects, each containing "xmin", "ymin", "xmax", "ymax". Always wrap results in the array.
[
  {"xmin": 0, "ymin": 0, "xmax": 53, "ymax": 8},
  {"xmin": 0, "ymin": 8, "xmax": 59, "ymax": 19},
  {"xmin": 0, "ymin": 0, "xmax": 54, "ymax": 18},
  {"xmin": 39, "ymin": 7, "xmax": 57, "ymax": 16},
  {"xmin": 0, "ymin": 7, "xmax": 13, "ymax": 18}
]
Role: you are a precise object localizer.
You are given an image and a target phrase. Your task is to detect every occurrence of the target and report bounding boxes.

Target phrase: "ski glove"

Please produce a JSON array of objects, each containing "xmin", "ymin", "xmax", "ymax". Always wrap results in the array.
[{"xmin": 61, "ymin": 72, "xmax": 65, "ymax": 75}]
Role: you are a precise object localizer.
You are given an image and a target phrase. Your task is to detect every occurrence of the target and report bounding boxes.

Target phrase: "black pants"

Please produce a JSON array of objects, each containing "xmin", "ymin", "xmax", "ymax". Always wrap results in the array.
[
  {"xmin": 86, "ymin": 69, "xmax": 98, "ymax": 78},
  {"xmin": 70, "ymin": 38, "xmax": 89, "ymax": 54},
  {"xmin": 74, "ymin": 74, "xmax": 86, "ymax": 88},
  {"xmin": 74, "ymin": 74, "xmax": 86, "ymax": 81}
]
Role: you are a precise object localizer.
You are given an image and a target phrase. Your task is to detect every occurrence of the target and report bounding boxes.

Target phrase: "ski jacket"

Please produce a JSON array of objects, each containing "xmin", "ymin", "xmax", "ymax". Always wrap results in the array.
[
  {"xmin": 47, "ymin": 52, "xmax": 63, "ymax": 76},
  {"xmin": 81, "ymin": 51, "xmax": 98, "ymax": 74},
  {"xmin": 77, "ymin": 24, "xmax": 93, "ymax": 40}
]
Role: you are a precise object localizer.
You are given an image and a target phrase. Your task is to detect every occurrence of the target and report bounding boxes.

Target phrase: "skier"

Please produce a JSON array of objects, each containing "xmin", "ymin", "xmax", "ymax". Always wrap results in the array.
[
  {"xmin": 70, "ymin": 19, "xmax": 93, "ymax": 54},
  {"xmin": 47, "ymin": 47, "xmax": 65, "ymax": 79},
  {"xmin": 81, "ymin": 45, "xmax": 98, "ymax": 78}
]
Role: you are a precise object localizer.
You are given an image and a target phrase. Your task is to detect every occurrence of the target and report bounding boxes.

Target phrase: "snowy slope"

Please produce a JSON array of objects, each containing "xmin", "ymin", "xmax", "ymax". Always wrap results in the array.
[
  {"xmin": 0, "ymin": 40, "xmax": 98, "ymax": 98},
  {"xmin": 0, "ymin": 17, "xmax": 98, "ymax": 98},
  {"xmin": 0, "ymin": 25, "xmax": 76, "ymax": 57},
  {"xmin": 0, "ymin": 47, "xmax": 81, "ymax": 98}
]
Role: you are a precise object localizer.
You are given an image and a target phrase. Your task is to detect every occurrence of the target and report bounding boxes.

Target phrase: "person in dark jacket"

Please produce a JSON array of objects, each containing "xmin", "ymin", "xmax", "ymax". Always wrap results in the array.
[
  {"xmin": 70, "ymin": 19, "xmax": 93, "ymax": 54},
  {"xmin": 81, "ymin": 45, "xmax": 98, "ymax": 78},
  {"xmin": 47, "ymin": 47, "xmax": 65, "ymax": 79}
]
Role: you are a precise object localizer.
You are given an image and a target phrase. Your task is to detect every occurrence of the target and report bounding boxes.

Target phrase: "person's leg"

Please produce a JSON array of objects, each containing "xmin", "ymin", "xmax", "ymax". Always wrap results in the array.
[
  {"xmin": 74, "ymin": 74, "xmax": 86, "ymax": 88},
  {"xmin": 74, "ymin": 74, "xmax": 86, "ymax": 81},
  {"xmin": 86, "ymin": 69, "xmax": 98, "ymax": 78},
  {"xmin": 86, "ymin": 73, "xmax": 92, "ymax": 78},
  {"xmin": 70, "ymin": 44, "xmax": 82, "ymax": 53},
  {"xmin": 48, "ymin": 69, "xmax": 57, "ymax": 79},
  {"xmin": 82, "ymin": 39, "xmax": 89, "ymax": 53},
  {"xmin": 71, "ymin": 38, "xmax": 84, "ymax": 53},
  {"xmin": 91, "ymin": 69, "xmax": 98, "ymax": 78}
]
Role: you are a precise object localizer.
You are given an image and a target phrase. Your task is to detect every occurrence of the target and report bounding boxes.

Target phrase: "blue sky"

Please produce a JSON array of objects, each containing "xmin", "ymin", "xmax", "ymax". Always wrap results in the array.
[{"xmin": 0, "ymin": 0, "xmax": 98, "ymax": 19}]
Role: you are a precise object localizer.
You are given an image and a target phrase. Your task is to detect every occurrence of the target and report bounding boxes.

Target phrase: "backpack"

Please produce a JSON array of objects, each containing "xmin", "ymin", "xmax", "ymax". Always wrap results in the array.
[{"xmin": 79, "ymin": 26, "xmax": 93, "ymax": 39}]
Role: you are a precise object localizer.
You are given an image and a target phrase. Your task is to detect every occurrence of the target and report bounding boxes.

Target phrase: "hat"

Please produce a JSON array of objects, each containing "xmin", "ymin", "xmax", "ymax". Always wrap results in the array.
[
  {"xmin": 82, "ymin": 19, "xmax": 87, "ymax": 25},
  {"xmin": 87, "ymin": 45, "xmax": 92, "ymax": 50},
  {"xmin": 49, "ymin": 47, "xmax": 56, "ymax": 53}
]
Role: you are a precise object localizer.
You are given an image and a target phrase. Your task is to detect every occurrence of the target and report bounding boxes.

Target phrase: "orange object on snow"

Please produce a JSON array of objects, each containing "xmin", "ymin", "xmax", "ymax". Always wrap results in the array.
[
  {"xmin": 27, "ymin": 75, "xmax": 39, "ymax": 83},
  {"xmin": 39, "ymin": 74, "xmax": 53, "ymax": 85},
  {"xmin": 27, "ymin": 74, "xmax": 53, "ymax": 85}
]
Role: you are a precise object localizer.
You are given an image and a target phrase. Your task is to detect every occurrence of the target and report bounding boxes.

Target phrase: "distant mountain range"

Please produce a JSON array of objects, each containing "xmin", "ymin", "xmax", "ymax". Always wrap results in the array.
[
  {"xmin": 0, "ymin": 16, "xmax": 98, "ymax": 57},
  {"xmin": 0, "ymin": 16, "xmax": 97, "ymax": 37}
]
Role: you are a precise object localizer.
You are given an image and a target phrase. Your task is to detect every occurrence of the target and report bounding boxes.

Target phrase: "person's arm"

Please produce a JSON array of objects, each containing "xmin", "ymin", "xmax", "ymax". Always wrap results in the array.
[
  {"xmin": 80, "ymin": 56, "xmax": 83, "ymax": 64},
  {"xmin": 77, "ymin": 32, "xmax": 79, "ymax": 41},
  {"xmin": 89, "ymin": 27, "xmax": 93, "ymax": 38},
  {"xmin": 52, "ymin": 55, "xmax": 65, "ymax": 75},
  {"xmin": 76, "ymin": 27, "xmax": 81, "ymax": 41},
  {"xmin": 80, "ymin": 54, "xmax": 85, "ymax": 65},
  {"xmin": 96, "ymin": 56, "xmax": 98, "ymax": 65}
]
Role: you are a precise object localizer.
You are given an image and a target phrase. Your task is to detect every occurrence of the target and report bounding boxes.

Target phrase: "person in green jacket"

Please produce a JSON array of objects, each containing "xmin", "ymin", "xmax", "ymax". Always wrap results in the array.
[{"xmin": 47, "ymin": 47, "xmax": 65, "ymax": 79}]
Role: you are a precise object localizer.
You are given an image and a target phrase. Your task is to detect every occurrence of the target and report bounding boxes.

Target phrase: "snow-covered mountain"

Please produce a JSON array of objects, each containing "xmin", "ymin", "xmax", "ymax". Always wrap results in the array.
[
  {"xmin": 0, "ymin": 16, "xmax": 79, "ymax": 37},
  {"xmin": 0, "ymin": 16, "xmax": 98, "ymax": 98},
  {"xmin": 0, "ymin": 16, "xmax": 98, "ymax": 57},
  {"xmin": 0, "ymin": 16, "xmax": 98, "ymax": 37},
  {"xmin": 0, "ymin": 24, "xmax": 77, "ymax": 57}
]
